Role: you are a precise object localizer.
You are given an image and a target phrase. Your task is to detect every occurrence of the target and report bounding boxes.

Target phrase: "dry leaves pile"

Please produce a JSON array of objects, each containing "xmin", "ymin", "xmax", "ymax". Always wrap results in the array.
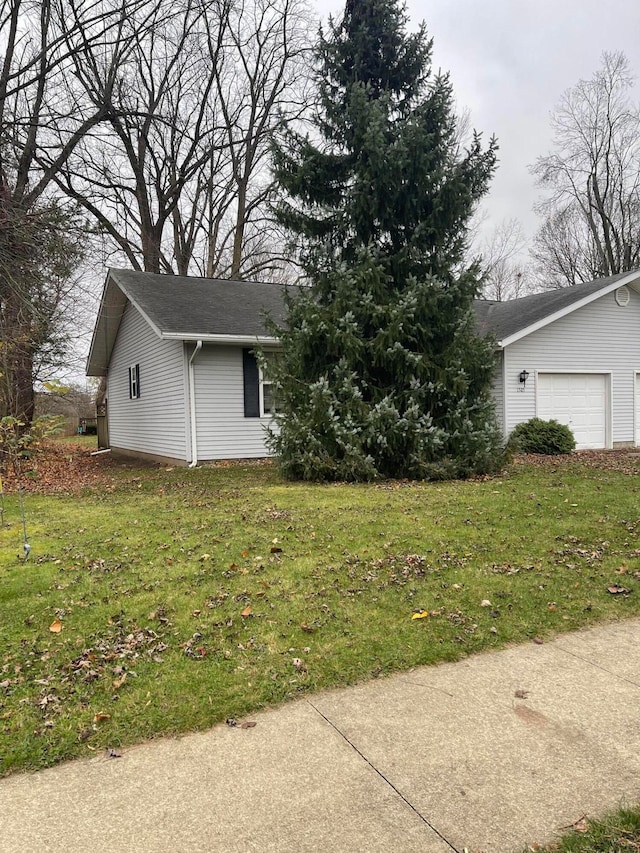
[
  {"xmin": 514, "ymin": 449, "xmax": 640, "ymax": 476},
  {"xmin": 2, "ymin": 443, "xmax": 639, "ymax": 497},
  {"xmin": 0, "ymin": 441, "xmax": 129, "ymax": 494}
]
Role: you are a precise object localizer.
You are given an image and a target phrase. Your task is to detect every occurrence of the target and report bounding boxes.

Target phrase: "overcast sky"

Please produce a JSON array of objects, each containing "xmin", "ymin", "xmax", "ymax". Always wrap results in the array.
[{"xmin": 313, "ymin": 0, "xmax": 640, "ymax": 249}]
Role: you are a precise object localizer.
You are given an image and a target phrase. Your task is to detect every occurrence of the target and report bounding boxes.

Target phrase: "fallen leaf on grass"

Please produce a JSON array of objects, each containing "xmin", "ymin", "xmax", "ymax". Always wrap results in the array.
[
  {"xmin": 93, "ymin": 712, "xmax": 111, "ymax": 723},
  {"xmin": 241, "ymin": 605, "xmax": 252, "ymax": 617},
  {"xmin": 49, "ymin": 619, "xmax": 63, "ymax": 633},
  {"xmin": 300, "ymin": 622, "xmax": 314, "ymax": 633},
  {"xmin": 480, "ymin": 600, "xmax": 491, "ymax": 608},
  {"xmin": 607, "ymin": 585, "xmax": 631, "ymax": 595},
  {"xmin": 270, "ymin": 546, "xmax": 283, "ymax": 554},
  {"xmin": 411, "ymin": 610, "xmax": 429, "ymax": 620}
]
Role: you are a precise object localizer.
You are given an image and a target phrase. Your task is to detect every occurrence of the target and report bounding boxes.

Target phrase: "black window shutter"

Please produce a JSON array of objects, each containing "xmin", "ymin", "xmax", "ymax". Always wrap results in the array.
[
  {"xmin": 242, "ymin": 349, "xmax": 260, "ymax": 417},
  {"xmin": 135, "ymin": 364, "xmax": 140, "ymax": 398}
]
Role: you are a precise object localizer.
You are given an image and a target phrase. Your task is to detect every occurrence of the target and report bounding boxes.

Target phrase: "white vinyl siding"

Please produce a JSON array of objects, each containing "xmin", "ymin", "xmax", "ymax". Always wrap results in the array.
[
  {"xmin": 107, "ymin": 303, "xmax": 188, "ymax": 459},
  {"xmin": 193, "ymin": 345, "xmax": 277, "ymax": 460},
  {"xmin": 502, "ymin": 288, "xmax": 640, "ymax": 447},
  {"xmin": 491, "ymin": 351, "xmax": 505, "ymax": 434}
]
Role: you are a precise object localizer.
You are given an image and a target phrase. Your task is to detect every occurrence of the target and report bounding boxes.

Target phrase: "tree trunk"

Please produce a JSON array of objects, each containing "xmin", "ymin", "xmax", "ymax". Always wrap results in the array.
[
  {"xmin": 9, "ymin": 350, "xmax": 35, "ymax": 426},
  {"xmin": 230, "ymin": 178, "xmax": 248, "ymax": 280},
  {"xmin": 142, "ymin": 228, "xmax": 162, "ymax": 274},
  {"xmin": 0, "ymin": 291, "xmax": 36, "ymax": 425}
]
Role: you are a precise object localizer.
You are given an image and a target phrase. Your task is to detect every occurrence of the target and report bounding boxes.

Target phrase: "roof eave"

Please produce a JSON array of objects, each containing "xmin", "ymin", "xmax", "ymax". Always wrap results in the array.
[
  {"xmin": 85, "ymin": 272, "xmax": 128, "ymax": 376},
  {"xmin": 161, "ymin": 332, "xmax": 281, "ymax": 346},
  {"xmin": 498, "ymin": 270, "xmax": 640, "ymax": 348}
]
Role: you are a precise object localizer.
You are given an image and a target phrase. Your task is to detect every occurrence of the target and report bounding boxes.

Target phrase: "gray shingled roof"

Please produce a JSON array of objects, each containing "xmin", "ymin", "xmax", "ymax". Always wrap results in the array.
[
  {"xmin": 111, "ymin": 269, "xmax": 289, "ymax": 337},
  {"xmin": 88, "ymin": 268, "xmax": 640, "ymax": 376},
  {"xmin": 473, "ymin": 271, "xmax": 637, "ymax": 342},
  {"xmin": 87, "ymin": 269, "xmax": 291, "ymax": 375}
]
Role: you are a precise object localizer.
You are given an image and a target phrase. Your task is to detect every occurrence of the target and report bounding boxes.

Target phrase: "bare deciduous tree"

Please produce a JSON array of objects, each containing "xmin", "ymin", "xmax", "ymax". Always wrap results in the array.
[
  {"xmin": 55, "ymin": 0, "xmax": 313, "ymax": 279},
  {"xmin": 479, "ymin": 218, "xmax": 531, "ymax": 301},
  {"xmin": 531, "ymin": 51, "xmax": 640, "ymax": 287},
  {"xmin": 53, "ymin": 0, "xmax": 231, "ymax": 274},
  {"xmin": 212, "ymin": 0, "xmax": 312, "ymax": 279},
  {"xmin": 0, "ymin": 0, "xmax": 313, "ymax": 423},
  {"xmin": 0, "ymin": 0, "xmax": 142, "ymax": 423}
]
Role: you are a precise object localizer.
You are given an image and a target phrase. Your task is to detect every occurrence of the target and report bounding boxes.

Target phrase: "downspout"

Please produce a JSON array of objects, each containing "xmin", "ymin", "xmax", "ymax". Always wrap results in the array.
[
  {"xmin": 188, "ymin": 340, "xmax": 203, "ymax": 468},
  {"xmin": 501, "ymin": 347, "xmax": 508, "ymax": 441}
]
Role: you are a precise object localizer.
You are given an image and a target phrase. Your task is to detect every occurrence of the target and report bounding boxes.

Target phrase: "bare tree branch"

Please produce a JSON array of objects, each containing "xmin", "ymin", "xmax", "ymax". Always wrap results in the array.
[{"xmin": 531, "ymin": 52, "xmax": 640, "ymax": 287}]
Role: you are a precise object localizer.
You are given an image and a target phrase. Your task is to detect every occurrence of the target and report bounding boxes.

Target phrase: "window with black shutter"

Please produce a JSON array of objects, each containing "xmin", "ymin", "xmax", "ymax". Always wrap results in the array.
[{"xmin": 242, "ymin": 349, "xmax": 260, "ymax": 417}]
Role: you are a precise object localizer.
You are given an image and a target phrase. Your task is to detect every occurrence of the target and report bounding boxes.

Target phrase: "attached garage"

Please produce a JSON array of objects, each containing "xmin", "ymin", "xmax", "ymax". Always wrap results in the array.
[
  {"xmin": 536, "ymin": 373, "xmax": 608, "ymax": 450},
  {"xmin": 474, "ymin": 270, "xmax": 640, "ymax": 452}
]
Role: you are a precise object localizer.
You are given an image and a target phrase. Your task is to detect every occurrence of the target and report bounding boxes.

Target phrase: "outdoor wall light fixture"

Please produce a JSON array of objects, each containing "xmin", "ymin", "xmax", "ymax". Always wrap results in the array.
[{"xmin": 519, "ymin": 370, "xmax": 530, "ymax": 385}]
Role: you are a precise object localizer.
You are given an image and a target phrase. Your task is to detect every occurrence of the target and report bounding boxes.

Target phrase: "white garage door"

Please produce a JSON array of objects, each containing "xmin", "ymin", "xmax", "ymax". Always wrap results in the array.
[{"xmin": 537, "ymin": 373, "xmax": 607, "ymax": 450}]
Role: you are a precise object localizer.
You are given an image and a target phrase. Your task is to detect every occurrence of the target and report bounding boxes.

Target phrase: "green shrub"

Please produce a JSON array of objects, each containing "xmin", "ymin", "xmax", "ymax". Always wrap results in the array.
[{"xmin": 508, "ymin": 417, "xmax": 576, "ymax": 455}]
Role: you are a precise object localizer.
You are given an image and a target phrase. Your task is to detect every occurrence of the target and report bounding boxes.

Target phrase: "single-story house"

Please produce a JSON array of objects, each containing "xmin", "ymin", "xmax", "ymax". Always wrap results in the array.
[{"xmin": 87, "ymin": 268, "xmax": 640, "ymax": 465}]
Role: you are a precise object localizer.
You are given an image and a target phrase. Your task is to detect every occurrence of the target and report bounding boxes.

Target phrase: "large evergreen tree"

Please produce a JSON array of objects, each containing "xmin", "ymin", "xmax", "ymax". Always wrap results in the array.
[{"xmin": 267, "ymin": 0, "xmax": 502, "ymax": 481}]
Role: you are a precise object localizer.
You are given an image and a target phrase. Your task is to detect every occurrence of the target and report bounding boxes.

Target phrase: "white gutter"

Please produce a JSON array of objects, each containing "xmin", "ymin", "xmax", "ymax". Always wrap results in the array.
[
  {"xmin": 162, "ymin": 332, "xmax": 281, "ymax": 346},
  {"xmin": 188, "ymin": 340, "xmax": 203, "ymax": 468}
]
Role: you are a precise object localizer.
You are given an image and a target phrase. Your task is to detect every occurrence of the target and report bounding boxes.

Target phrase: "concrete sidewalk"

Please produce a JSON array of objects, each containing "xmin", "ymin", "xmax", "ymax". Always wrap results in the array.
[{"xmin": 2, "ymin": 619, "xmax": 640, "ymax": 853}]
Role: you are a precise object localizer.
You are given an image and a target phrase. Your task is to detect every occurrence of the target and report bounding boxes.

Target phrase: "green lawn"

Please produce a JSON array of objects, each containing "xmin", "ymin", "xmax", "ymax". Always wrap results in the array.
[
  {"xmin": 524, "ymin": 803, "xmax": 640, "ymax": 851},
  {"xmin": 1, "ymin": 453, "xmax": 640, "ymax": 775}
]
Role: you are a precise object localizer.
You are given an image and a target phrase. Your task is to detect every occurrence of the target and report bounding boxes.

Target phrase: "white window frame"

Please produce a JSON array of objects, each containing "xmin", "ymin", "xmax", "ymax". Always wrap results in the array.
[
  {"xmin": 129, "ymin": 363, "xmax": 140, "ymax": 399},
  {"xmin": 259, "ymin": 352, "xmax": 280, "ymax": 417}
]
